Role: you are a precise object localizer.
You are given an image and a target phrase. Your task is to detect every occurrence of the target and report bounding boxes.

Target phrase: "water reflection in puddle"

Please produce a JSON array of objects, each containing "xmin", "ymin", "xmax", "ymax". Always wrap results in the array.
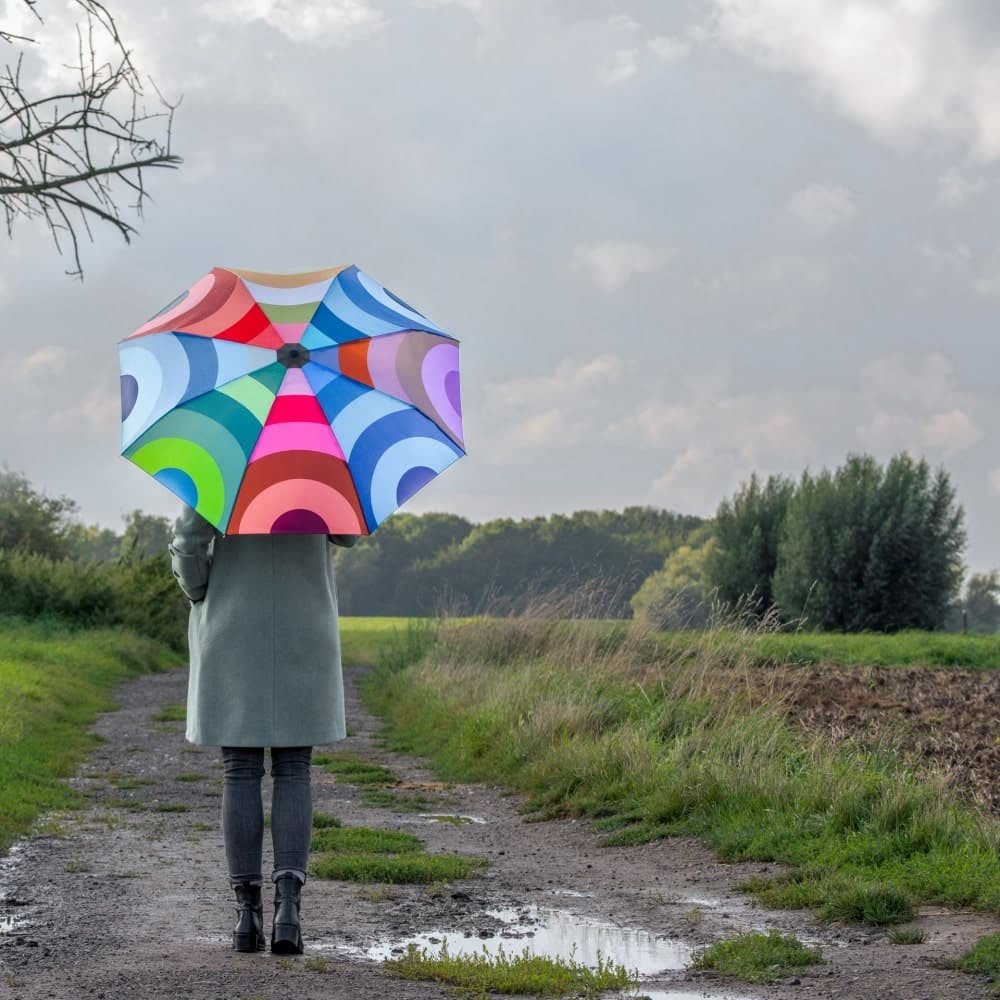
[
  {"xmin": 635, "ymin": 992, "xmax": 758, "ymax": 1000},
  {"xmin": 417, "ymin": 813, "xmax": 487, "ymax": 825},
  {"xmin": 0, "ymin": 912, "xmax": 26, "ymax": 934},
  {"xmin": 361, "ymin": 904, "xmax": 692, "ymax": 975}
]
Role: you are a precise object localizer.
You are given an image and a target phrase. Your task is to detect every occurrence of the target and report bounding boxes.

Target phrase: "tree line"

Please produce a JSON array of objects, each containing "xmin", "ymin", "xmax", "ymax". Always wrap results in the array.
[{"xmin": 1, "ymin": 451, "xmax": 997, "ymax": 633}]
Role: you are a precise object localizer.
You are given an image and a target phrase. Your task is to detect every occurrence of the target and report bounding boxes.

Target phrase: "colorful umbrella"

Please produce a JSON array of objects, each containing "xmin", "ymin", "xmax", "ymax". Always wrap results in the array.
[{"xmin": 119, "ymin": 265, "xmax": 465, "ymax": 535}]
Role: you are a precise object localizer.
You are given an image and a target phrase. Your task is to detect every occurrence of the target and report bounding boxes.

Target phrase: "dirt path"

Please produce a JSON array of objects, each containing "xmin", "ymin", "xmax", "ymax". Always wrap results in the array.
[{"xmin": 0, "ymin": 664, "xmax": 997, "ymax": 1000}]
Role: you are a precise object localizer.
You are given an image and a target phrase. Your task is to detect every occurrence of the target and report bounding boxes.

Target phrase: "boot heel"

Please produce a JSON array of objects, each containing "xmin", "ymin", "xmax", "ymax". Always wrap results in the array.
[
  {"xmin": 233, "ymin": 929, "xmax": 263, "ymax": 953},
  {"xmin": 271, "ymin": 874, "xmax": 304, "ymax": 954},
  {"xmin": 271, "ymin": 923, "xmax": 303, "ymax": 955}
]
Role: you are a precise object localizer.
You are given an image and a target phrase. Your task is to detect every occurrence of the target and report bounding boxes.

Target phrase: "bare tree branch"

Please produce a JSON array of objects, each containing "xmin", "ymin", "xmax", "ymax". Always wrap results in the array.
[{"xmin": 1, "ymin": 0, "xmax": 181, "ymax": 277}]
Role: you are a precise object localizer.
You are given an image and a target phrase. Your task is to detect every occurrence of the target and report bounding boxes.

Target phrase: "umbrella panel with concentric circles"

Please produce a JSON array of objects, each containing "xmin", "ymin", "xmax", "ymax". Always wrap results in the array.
[{"xmin": 119, "ymin": 265, "xmax": 465, "ymax": 535}]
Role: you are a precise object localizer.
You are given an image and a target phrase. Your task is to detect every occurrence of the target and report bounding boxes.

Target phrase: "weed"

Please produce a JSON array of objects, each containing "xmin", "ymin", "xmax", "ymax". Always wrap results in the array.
[
  {"xmin": 111, "ymin": 776, "xmax": 156, "ymax": 789},
  {"xmin": 192, "ymin": 821, "xmax": 214, "ymax": 832},
  {"xmin": 101, "ymin": 796, "xmax": 146, "ymax": 811},
  {"xmin": 691, "ymin": 931, "xmax": 824, "ymax": 983},
  {"xmin": 304, "ymin": 955, "xmax": 331, "ymax": 973},
  {"xmin": 64, "ymin": 860, "xmax": 92, "ymax": 873},
  {"xmin": 175, "ymin": 772, "xmax": 206, "ymax": 782},
  {"xmin": 355, "ymin": 884, "xmax": 396, "ymax": 902},
  {"xmin": 888, "ymin": 927, "xmax": 927, "ymax": 945}
]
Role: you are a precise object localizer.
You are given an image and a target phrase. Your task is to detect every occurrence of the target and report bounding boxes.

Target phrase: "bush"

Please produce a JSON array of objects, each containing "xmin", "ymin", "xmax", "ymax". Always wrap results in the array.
[{"xmin": 0, "ymin": 549, "xmax": 186, "ymax": 649}]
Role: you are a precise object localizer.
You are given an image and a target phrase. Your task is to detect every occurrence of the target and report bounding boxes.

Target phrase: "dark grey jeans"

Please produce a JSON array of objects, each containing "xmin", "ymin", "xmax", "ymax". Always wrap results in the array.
[{"xmin": 221, "ymin": 746, "xmax": 312, "ymax": 887}]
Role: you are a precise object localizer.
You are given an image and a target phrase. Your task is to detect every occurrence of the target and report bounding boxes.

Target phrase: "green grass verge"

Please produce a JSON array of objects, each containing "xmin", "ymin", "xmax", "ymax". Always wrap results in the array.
[
  {"xmin": 691, "ymin": 931, "xmax": 824, "ymax": 983},
  {"xmin": 383, "ymin": 940, "xmax": 635, "ymax": 996},
  {"xmin": 311, "ymin": 850, "xmax": 486, "ymax": 883},
  {"xmin": 0, "ymin": 618, "xmax": 178, "ymax": 854},
  {"xmin": 361, "ymin": 616, "xmax": 1000, "ymax": 924},
  {"xmin": 959, "ymin": 933, "xmax": 1000, "ymax": 994}
]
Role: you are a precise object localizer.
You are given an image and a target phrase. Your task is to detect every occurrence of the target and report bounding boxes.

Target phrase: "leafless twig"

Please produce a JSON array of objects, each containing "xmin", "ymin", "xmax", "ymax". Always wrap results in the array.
[{"xmin": 1, "ymin": 0, "xmax": 181, "ymax": 277}]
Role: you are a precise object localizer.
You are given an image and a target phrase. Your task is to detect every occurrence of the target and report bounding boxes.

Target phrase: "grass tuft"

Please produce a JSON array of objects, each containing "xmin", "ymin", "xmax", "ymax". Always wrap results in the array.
[
  {"xmin": 312, "ymin": 812, "xmax": 343, "ymax": 829},
  {"xmin": 383, "ymin": 939, "xmax": 635, "ymax": 996},
  {"xmin": 312, "ymin": 825, "xmax": 422, "ymax": 854},
  {"xmin": 152, "ymin": 703, "xmax": 186, "ymax": 722},
  {"xmin": 691, "ymin": 931, "xmax": 824, "ymax": 983},
  {"xmin": 888, "ymin": 927, "xmax": 927, "ymax": 945},
  {"xmin": 318, "ymin": 752, "xmax": 397, "ymax": 785},
  {"xmin": 958, "ymin": 933, "xmax": 1000, "ymax": 994},
  {"xmin": 361, "ymin": 787, "xmax": 434, "ymax": 812},
  {"xmin": 311, "ymin": 850, "xmax": 486, "ymax": 883}
]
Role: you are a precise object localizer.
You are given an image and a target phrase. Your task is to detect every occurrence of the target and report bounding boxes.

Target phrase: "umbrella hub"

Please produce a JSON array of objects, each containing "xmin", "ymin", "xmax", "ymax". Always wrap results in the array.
[{"xmin": 277, "ymin": 343, "xmax": 311, "ymax": 368}]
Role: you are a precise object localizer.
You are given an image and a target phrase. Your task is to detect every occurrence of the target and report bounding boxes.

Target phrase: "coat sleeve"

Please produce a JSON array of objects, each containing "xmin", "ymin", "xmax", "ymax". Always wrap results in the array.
[{"xmin": 168, "ymin": 505, "xmax": 217, "ymax": 603}]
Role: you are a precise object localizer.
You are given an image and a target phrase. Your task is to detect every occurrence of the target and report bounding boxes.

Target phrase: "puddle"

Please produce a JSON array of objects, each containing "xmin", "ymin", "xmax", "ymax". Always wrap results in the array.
[
  {"xmin": 0, "ymin": 912, "xmax": 27, "ymax": 934},
  {"xmin": 359, "ymin": 904, "xmax": 692, "ymax": 976},
  {"xmin": 417, "ymin": 813, "xmax": 487, "ymax": 825},
  {"xmin": 634, "ymin": 992, "xmax": 758, "ymax": 1000},
  {"xmin": 0, "ymin": 842, "xmax": 31, "ymax": 936}
]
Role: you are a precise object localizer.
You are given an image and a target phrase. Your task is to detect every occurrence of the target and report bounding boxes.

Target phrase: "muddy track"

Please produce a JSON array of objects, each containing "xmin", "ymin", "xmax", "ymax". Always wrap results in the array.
[{"xmin": 0, "ymin": 664, "xmax": 997, "ymax": 1000}]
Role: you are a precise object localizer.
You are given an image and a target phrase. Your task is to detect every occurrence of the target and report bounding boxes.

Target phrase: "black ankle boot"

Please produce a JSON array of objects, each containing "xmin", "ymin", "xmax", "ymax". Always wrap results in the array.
[
  {"xmin": 232, "ymin": 882, "xmax": 264, "ymax": 952},
  {"xmin": 271, "ymin": 874, "xmax": 304, "ymax": 954}
]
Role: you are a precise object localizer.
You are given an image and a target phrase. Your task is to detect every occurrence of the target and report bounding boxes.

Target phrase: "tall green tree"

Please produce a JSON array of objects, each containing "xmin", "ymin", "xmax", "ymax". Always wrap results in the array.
[
  {"xmin": 119, "ymin": 510, "xmax": 172, "ymax": 559},
  {"xmin": 631, "ymin": 536, "xmax": 718, "ymax": 629},
  {"xmin": 706, "ymin": 472, "xmax": 795, "ymax": 615},
  {"xmin": 0, "ymin": 466, "xmax": 77, "ymax": 558},
  {"xmin": 773, "ymin": 453, "xmax": 965, "ymax": 631},
  {"xmin": 964, "ymin": 571, "xmax": 1000, "ymax": 633}
]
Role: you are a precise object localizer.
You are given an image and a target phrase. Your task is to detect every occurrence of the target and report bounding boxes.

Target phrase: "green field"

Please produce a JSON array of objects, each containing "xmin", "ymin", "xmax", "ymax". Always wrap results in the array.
[
  {"xmin": 341, "ymin": 616, "xmax": 1000, "ymax": 669},
  {"xmin": 0, "ymin": 617, "xmax": 179, "ymax": 853}
]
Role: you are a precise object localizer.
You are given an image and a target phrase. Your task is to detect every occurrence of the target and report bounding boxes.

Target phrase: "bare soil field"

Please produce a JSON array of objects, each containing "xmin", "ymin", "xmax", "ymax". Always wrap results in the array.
[
  {"xmin": 765, "ymin": 665, "xmax": 1000, "ymax": 816},
  {"xmin": 0, "ymin": 663, "xmax": 997, "ymax": 999}
]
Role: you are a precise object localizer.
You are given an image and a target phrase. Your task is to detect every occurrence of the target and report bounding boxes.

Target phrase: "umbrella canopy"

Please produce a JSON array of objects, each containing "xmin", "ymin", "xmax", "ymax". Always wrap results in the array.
[{"xmin": 119, "ymin": 265, "xmax": 465, "ymax": 535}]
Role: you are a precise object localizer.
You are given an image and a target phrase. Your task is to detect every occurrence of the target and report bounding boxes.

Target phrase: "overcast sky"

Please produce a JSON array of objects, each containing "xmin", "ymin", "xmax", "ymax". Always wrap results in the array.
[{"xmin": 2, "ymin": 0, "xmax": 1000, "ymax": 573}]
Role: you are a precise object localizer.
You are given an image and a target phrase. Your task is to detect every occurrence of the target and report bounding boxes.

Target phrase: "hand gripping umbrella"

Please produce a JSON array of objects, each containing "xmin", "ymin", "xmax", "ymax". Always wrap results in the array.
[{"xmin": 119, "ymin": 265, "xmax": 465, "ymax": 535}]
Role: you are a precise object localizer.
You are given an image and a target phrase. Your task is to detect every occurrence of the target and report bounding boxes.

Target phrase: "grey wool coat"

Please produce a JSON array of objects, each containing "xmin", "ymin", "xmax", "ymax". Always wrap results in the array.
[{"xmin": 168, "ymin": 504, "xmax": 358, "ymax": 748}]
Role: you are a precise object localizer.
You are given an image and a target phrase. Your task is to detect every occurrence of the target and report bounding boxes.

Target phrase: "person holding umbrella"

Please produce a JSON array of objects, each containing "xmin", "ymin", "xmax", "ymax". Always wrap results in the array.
[
  {"xmin": 121, "ymin": 264, "xmax": 465, "ymax": 953},
  {"xmin": 170, "ymin": 505, "xmax": 358, "ymax": 953}
]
